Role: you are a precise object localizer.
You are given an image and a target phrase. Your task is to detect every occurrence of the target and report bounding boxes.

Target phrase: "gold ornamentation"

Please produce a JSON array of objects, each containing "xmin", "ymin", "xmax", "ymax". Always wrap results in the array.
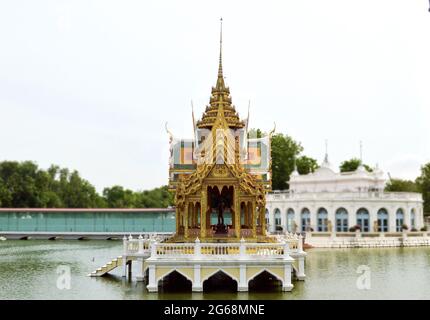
[{"xmin": 169, "ymin": 22, "xmax": 270, "ymax": 241}]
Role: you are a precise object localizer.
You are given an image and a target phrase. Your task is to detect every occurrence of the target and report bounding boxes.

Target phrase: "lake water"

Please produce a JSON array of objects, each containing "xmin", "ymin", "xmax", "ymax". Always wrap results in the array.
[{"xmin": 0, "ymin": 240, "xmax": 429, "ymax": 300}]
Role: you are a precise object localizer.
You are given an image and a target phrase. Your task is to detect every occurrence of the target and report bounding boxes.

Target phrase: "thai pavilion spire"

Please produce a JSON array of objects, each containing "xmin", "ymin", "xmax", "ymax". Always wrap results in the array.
[
  {"xmin": 196, "ymin": 18, "xmax": 245, "ymax": 130},
  {"xmin": 216, "ymin": 18, "xmax": 225, "ymax": 90}
]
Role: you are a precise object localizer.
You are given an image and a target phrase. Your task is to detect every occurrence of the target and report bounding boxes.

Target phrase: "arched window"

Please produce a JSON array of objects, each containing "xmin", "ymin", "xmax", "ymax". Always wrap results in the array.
[
  {"xmin": 396, "ymin": 208, "xmax": 404, "ymax": 232},
  {"xmin": 317, "ymin": 208, "xmax": 328, "ymax": 232},
  {"xmin": 301, "ymin": 208, "xmax": 310, "ymax": 232},
  {"xmin": 335, "ymin": 208, "xmax": 348, "ymax": 232},
  {"xmin": 377, "ymin": 208, "xmax": 388, "ymax": 232},
  {"xmin": 356, "ymin": 208, "xmax": 370, "ymax": 232},
  {"xmin": 411, "ymin": 209, "xmax": 416, "ymax": 229},
  {"xmin": 274, "ymin": 208, "xmax": 281, "ymax": 229},
  {"xmin": 265, "ymin": 209, "xmax": 269, "ymax": 230},
  {"xmin": 287, "ymin": 209, "xmax": 295, "ymax": 233}
]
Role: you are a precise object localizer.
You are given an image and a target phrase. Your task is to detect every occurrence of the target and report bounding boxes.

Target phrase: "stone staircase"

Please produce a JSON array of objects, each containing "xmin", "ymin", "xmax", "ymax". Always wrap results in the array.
[{"xmin": 88, "ymin": 256, "xmax": 123, "ymax": 277}]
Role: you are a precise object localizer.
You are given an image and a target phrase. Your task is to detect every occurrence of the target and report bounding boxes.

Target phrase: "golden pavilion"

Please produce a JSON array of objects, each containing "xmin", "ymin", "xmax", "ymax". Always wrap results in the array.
[{"xmin": 167, "ymin": 21, "xmax": 273, "ymax": 242}]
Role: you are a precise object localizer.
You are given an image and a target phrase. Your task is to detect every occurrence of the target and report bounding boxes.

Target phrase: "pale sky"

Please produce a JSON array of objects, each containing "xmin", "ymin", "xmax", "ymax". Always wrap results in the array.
[{"xmin": 0, "ymin": 0, "xmax": 429, "ymax": 192}]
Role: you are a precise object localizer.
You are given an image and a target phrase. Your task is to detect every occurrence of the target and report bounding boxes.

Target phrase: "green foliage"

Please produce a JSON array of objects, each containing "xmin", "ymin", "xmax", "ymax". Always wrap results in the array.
[
  {"xmin": 0, "ymin": 161, "xmax": 173, "ymax": 208},
  {"xmin": 416, "ymin": 163, "xmax": 430, "ymax": 215},
  {"xmin": 385, "ymin": 179, "xmax": 420, "ymax": 193},
  {"xmin": 265, "ymin": 131, "xmax": 318, "ymax": 190},
  {"xmin": 247, "ymin": 128, "xmax": 263, "ymax": 139},
  {"xmin": 296, "ymin": 156, "xmax": 319, "ymax": 175},
  {"xmin": 339, "ymin": 158, "xmax": 373, "ymax": 173}
]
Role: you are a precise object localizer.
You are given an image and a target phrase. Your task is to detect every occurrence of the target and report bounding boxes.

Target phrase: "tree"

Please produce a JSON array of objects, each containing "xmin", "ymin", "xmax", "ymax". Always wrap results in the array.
[
  {"xmin": 0, "ymin": 161, "xmax": 105, "ymax": 208},
  {"xmin": 296, "ymin": 156, "xmax": 319, "ymax": 175},
  {"xmin": 385, "ymin": 179, "xmax": 420, "ymax": 193},
  {"xmin": 339, "ymin": 158, "xmax": 373, "ymax": 173},
  {"xmin": 269, "ymin": 132, "xmax": 318, "ymax": 190},
  {"xmin": 103, "ymin": 185, "xmax": 136, "ymax": 208},
  {"xmin": 416, "ymin": 163, "xmax": 430, "ymax": 215}
]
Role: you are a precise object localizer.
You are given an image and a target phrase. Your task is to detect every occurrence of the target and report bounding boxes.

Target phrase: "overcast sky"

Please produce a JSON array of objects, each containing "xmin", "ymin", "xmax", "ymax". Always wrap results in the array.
[{"xmin": 0, "ymin": 0, "xmax": 429, "ymax": 192}]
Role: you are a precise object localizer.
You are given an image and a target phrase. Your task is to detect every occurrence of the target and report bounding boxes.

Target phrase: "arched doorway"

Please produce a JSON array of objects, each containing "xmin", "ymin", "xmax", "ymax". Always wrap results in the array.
[
  {"xmin": 356, "ymin": 208, "xmax": 370, "ymax": 232},
  {"xmin": 301, "ymin": 208, "xmax": 311, "ymax": 232},
  {"xmin": 158, "ymin": 270, "xmax": 192, "ymax": 293},
  {"xmin": 377, "ymin": 208, "xmax": 388, "ymax": 232},
  {"xmin": 317, "ymin": 208, "xmax": 328, "ymax": 232},
  {"xmin": 335, "ymin": 208, "xmax": 348, "ymax": 232},
  {"xmin": 248, "ymin": 270, "xmax": 283, "ymax": 292},
  {"xmin": 274, "ymin": 208, "xmax": 281, "ymax": 232},
  {"xmin": 202, "ymin": 270, "xmax": 238, "ymax": 292},
  {"xmin": 396, "ymin": 208, "xmax": 404, "ymax": 232},
  {"xmin": 207, "ymin": 186, "xmax": 234, "ymax": 235}
]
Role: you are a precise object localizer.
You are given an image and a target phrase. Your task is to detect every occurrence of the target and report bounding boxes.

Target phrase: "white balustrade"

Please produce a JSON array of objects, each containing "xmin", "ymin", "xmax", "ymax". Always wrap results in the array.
[{"xmin": 122, "ymin": 235, "xmax": 301, "ymax": 259}]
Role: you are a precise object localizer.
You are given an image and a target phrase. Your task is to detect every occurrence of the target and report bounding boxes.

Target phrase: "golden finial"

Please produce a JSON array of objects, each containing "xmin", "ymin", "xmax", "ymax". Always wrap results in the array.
[
  {"xmin": 216, "ymin": 17, "xmax": 225, "ymax": 89},
  {"xmin": 218, "ymin": 17, "xmax": 223, "ymax": 77}
]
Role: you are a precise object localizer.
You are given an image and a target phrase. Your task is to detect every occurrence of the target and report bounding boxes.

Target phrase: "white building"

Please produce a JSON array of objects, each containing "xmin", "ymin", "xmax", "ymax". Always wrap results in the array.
[{"xmin": 266, "ymin": 154, "xmax": 424, "ymax": 234}]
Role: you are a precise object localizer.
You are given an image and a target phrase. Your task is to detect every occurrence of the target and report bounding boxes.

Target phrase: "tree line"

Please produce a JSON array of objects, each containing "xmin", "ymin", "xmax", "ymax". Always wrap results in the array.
[
  {"xmin": 0, "ymin": 131, "xmax": 429, "ymax": 214},
  {"xmin": 0, "ymin": 161, "xmax": 173, "ymax": 208}
]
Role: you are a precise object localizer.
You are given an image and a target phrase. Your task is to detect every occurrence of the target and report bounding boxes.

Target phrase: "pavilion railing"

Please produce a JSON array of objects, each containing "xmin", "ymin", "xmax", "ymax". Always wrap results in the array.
[{"xmin": 122, "ymin": 233, "xmax": 305, "ymax": 258}]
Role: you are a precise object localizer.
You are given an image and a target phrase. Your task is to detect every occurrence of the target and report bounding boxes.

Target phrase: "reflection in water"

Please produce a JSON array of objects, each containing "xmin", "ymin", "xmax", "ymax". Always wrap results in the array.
[{"xmin": 0, "ymin": 240, "xmax": 429, "ymax": 299}]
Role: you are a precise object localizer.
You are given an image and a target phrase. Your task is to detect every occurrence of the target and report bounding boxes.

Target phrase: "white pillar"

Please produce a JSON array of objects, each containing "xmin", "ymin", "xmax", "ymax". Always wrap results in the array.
[
  {"xmin": 136, "ymin": 258, "xmax": 144, "ymax": 282},
  {"xmin": 283, "ymin": 241, "xmax": 291, "ymax": 259},
  {"xmin": 192, "ymin": 264, "xmax": 202, "ymax": 292},
  {"xmin": 283, "ymin": 264, "xmax": 293, "ymax": 291},
  {"xmin": 282, "ymin": 209, "xmax": 288, "ymax": 233},
  {"xmin": 347, "ymin": 206, "xmax": 356, "ymax": 229},
  {"xmin": 150, "ymin": 240, "xmax": 157, "ymax": 257},
  {"xmin": 194, "ymin": 237, "xmax": 201, "ymax": 259},
  {"xmin": 238, "ymin": 264, "xmax": 248, "ymax": 291},
  {"xmin": 369, "ymin": 206, "xmax": 377, "ymax": 232},
  {"xmin": 389, "ymin": 208, "xmax": 396, "ymax": 232},
  {"xmin": 146, "ymin": 265, "xmax": 157, "ymax": 292},
  {"xmin": 328, "ymin": 207, "xmax": 335, "ymax": 233},
  {"xmin": 138, "ymin": 234, "xmax": 144, "ymax": 254},
  {"xmin": 404, "ymin": 207, "xmax": 411, "ymax": 231},
  {"xmin": 298, "ymin": 234, "xmax": 304, "ymax": 252},
  {"xmin": 310, "ymin": 207, "xmax": 317, "ymax": 231},
  {"xmin": 239, "ymin": 237, "xmax": 246, "ymax": 258},
  {"xmin": 122, "ymin": 235, "xmax": 127, "ymax": 278},
  {"xmin": 270, "ymin": 209, "xmax": 275, "ymax": 233},
  {"xmin": 297, "ymin": 256, "xmax": 306, "ymax": 280}
]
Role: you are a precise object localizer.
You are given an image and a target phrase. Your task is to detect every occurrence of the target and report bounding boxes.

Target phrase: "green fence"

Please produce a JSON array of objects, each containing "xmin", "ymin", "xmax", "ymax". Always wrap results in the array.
[{"xmin": 0, "ymin": 209, "xmax": 176, "ymax": 233}]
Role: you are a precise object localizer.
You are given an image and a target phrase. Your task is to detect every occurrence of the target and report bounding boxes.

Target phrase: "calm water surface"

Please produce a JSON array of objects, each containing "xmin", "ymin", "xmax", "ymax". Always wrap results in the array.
[{"xmin": 0, "ymin": 240, "xmax": 429, "ymax": 300}]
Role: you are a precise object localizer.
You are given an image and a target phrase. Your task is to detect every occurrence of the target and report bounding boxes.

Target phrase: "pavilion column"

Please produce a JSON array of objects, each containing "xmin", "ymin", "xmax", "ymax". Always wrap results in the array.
[
  {"xmin": 200, "ymin": 189, "xmax": 207, "ymax": 239},
  {"xmin": 404, "ymin": 207, "xmax": 411, "ymax": 230},
  {"xmin": 252, "ymin": 202, "xmax": 257, "ymax": 238},
  {"xmin": 184, "ymin": 203, "xmax": 189, "ymax": 239},
  {"xmin": 234, "ymin": 186, "xmax": 241, "ymax": 238},
  {"xmin": 260, "ymin": 206, "xmax": 266, "ymax": 236},
  {"xmin": 176, "ymin": 208, "xmax": 180, "ymax": 234}
]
